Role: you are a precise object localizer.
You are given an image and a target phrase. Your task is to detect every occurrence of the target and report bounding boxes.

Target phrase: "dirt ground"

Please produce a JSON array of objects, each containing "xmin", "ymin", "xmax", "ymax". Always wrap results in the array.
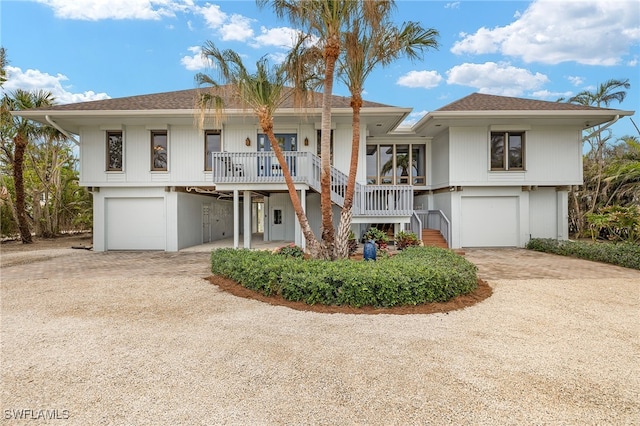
[{"xmin": 0, "ymin": 233, "xmax": 93, "ymax": 252}]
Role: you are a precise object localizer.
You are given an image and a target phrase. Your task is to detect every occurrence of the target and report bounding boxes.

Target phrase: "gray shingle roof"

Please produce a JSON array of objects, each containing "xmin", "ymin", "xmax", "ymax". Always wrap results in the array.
[
  {"xmin": 436, "ymin": 93, "xmax": 615, "ymax": 112},
  {"xmin": 34, "ymin": 86, "xmax": 392, "ymax": 112}
]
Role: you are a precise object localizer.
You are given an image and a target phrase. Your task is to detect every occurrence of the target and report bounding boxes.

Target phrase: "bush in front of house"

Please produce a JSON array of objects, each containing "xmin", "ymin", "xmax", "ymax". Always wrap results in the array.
[
  {"xmin": 526, "ymin": 238, "xmax": 640, "ymax": 270},
  {"xmin": 210, "ymin": 246, "xmax": 478, "ymax": 308}
]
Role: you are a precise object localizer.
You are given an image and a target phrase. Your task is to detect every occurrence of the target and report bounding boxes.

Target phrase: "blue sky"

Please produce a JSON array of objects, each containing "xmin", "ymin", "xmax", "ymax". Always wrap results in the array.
[{"xmin": 2, "ymin": 0, "xmax": 639, "ymax": 138}]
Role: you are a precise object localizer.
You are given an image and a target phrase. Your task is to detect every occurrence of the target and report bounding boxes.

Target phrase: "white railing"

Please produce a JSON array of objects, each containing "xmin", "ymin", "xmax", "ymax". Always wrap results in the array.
[
  {"xmin": 212, "ymin": 151, "xmax": 414, "ymax": 216},
  {"xmin": 415, "ymin": 209, "xmax": 451, "ymax": 247}
]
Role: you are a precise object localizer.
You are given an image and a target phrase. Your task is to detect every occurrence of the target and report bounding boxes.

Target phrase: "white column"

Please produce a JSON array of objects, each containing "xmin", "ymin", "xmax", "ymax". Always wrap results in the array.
[
  {"xmin": 243, "ymin": 190, "xmax": 251, "ymax": 249},
  {"xmin": 556, "ymin": 189, "xmax": 569, "ymax": 240},
  {"xmin": 296, "ymin": 189, "xmax": 306, "ymax": 250},
  {"xmin": 233, "ymin": 190, "xmax": 239, "ymax": 249}
]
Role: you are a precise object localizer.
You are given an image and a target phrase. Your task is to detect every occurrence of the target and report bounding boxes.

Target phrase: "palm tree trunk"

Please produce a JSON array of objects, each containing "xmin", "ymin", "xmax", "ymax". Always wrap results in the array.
[
  {"xmin": 260, "ymin": 118, "xmax": 322, "ymax": 257},
  {"xmin": 13, "ymin": 135, "xmax": 32, "ymax": 243},
  {"xmin": 335, "ymin": 98, "xmax": 363, "ymax": 258},
  {"xmin": 319, "ymin": 40, "xmax": 340, "ymax": 260}
]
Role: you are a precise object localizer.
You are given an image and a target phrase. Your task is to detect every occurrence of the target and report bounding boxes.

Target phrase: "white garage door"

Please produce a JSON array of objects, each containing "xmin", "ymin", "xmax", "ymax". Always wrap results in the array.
[
  {"xmin": 106, "ymin": 198, "xmax": 165, "ymax": 250},
  {"xmin": 461, "ymin": 196, "xmax": 518, "ymax": 247}
]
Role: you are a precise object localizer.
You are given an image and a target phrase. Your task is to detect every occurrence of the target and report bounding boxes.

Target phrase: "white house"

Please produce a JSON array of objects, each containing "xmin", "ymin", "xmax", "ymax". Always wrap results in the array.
[{"xmin": 17, "ymin": 89, "xmax": 634, "ymax": 251}]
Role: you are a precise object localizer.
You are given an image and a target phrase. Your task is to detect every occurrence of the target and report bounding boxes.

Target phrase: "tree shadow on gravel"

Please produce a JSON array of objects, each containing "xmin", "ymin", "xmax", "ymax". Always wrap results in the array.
[{"xmin": 206, "ymin": 276, "xmax": 492, "ymax": 315}]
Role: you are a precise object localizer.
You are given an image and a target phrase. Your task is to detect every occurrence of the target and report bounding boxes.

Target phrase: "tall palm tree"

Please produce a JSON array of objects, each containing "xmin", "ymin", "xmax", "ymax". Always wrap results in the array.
[
  {"xmin": 2, "ymin": 89, "xmax": 56, "ymax": 243},
  {"xmin": 259, "ymin": 0, "xmax": 384, "ymax": 259},
  {"xmin": 567, "ymin": 78, "xmax": 630, "ymax": 235},
  {"xmin": 0, "ymin": 47, "xmax": 7, "ymax": 87},
  {"xmin": 196, "ymin": 42, "xmax": 322, "ymax": 257},
  {"xmin": 334, "ymin": 13, "xmax": 439, "ymax": 257}
]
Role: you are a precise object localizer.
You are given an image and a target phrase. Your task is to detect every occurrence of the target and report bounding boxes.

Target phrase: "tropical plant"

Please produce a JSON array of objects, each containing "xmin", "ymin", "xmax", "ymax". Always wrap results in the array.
[
  {"xmin": 196, "ymin": 42, "xmax": 322, "ymax": 257},
  {"xmin": 566, "ymin": 78, "xmax": 630, "ymax": 236},
  {"xmin": 333, "ymin": 9, "xmax": 439, "ymax": 257},
  {"xmin": 363, "ymin": 226, "xmax": 389, "ymax": 249},
  {"xmin": 396, "ymin": 230, "xmax": 420, "ymax": 250},
  {"xmin": 259, "ymin": 0, "xmax": 385, "ymax": 259},
  {"xmin": 1, "ymin": 89, "xmax": 56, "ymax": 243}
]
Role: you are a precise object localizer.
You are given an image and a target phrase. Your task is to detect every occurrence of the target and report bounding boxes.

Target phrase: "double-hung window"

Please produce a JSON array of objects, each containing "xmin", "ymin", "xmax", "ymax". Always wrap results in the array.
[
  {"xmin": 151, "ymin": 130, "xmax": 168, "ymax": 171},
  {"xmin": 491, "ymin": 131, "xmax": 524, "ymax": 171},
  {"xmin": 204, "ymin": 130, "xmax": 221, "ymax": 171},
  {"xmin": 106, "ymin": 131, "xmax": 123, "ymax": 171}
]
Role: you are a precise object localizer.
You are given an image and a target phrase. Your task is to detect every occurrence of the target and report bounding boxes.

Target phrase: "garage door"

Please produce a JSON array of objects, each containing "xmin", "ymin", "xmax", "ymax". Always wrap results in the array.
[
  {"xmin": 461, "ymin": 196, "xmax": 518, "ymax": 247},
  {"xmin": 106, "ymin": 198, "xmax": 165, "ymax": 250}
]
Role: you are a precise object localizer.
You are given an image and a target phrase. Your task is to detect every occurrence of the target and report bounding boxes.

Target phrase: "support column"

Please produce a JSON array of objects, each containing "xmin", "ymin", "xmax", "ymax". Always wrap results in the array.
[
  {"xmin": 243, "ymin": 190, "xmax": 251, "ymax": 249},
  {"xmin": 556, "ymin": 188, "xmax": 569, "ymax": 240},
  {"xmin": 233, "ymin": 190, "xmax": 239, "ymax": 249},
  {"xmin": 295, "ymin": 189, "xmax": 306, "ymax": 250}
]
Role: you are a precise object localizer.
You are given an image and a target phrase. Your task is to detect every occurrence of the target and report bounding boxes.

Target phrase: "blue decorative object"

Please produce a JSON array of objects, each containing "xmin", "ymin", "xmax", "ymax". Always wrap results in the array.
[{"xmin": 363, "ymin": 239, "xmax": 377, "ymax": 261}]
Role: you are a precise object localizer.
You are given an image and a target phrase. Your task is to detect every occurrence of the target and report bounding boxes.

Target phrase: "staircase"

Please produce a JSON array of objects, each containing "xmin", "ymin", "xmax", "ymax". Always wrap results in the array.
[{"xmin": 421, "ymin": 229, "xmax": 448, "ymax": 249}]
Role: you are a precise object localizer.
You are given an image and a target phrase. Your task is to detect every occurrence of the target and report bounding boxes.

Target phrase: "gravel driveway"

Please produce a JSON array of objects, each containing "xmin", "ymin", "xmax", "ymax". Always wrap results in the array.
[{"xmin": 1, "ymin": 246, "xmax": 639, "ymax": 425}]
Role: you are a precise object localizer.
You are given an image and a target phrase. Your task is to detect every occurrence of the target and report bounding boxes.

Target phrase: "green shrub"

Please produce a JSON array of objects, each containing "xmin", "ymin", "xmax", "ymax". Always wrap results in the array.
[
  {"xmin": 526, "ymin": 238, "xmax": 640, "ymax": 270},
  {"xmin": 210, "ymin": 246, "xmax": 478, "ymax": 308},
  {"xmin": 396, "ymin": 230, "xmax": 420, "ymax": 250},
  {"xmin": 274, "ymin": 243, "xmax": 305, "ymax": 258}
]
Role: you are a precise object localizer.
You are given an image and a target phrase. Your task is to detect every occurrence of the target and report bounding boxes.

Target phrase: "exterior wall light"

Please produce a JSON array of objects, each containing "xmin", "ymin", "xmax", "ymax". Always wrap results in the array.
[{"xmin": 245, "ymin": 137, "xmax": 251, "ymax": 146}]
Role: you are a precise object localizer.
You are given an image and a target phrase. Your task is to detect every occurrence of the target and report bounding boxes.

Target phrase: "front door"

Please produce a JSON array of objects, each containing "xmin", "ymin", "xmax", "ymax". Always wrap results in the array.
[
  {"xmin": 258, "ymin": 134, "xmax": 297, "ymax": 176},
  {"xmin": 270, "ymin": 206, "xmax": 285, "ymax": 240},
  {"xmin": 202, "ymin": 204, "xmax": 211, "ymax": 243}
]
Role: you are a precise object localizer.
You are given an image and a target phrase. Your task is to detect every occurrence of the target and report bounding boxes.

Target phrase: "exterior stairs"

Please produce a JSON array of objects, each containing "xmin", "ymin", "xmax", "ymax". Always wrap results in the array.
[{"xmin": 421, "ymin": 229, "xmax": 449, "ymax": 249}]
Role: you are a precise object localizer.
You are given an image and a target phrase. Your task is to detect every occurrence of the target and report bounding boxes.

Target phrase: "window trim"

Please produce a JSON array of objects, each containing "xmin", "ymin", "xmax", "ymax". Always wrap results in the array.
[
  {"xmin": 105, "ymin": 130, "xmax": 124, "ymax": 172},
  {"xmin": 490, "ymin": 131, "xmax": 525, "ymax": 171},
  {"xmin": 204, "ymin": 129, "xmax": 222, "ymax": 171},
  {"xmin": 150, "ymin": 130, "xmax": 168, "ymax": 172}
]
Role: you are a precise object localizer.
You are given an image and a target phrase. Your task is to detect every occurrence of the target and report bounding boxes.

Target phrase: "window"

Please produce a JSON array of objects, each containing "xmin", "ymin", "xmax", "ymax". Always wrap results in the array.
[
  {"xmin": 366, "ymin": 143, "xmax": 426, "ymax": 185},
  {"xmin": 151, "ymin": 130, "xmax": 168, "ymax": 171},
  {"xmin": 491, "ymin": 131, "xmax": 524, "ymax": 170},
  {"xmin": 204, "ymin": 130, "xmax": 221, "ymax": 171},
  {"xmin": 106, "ymin": 131, "xmax": 123, "ymax": 171}
]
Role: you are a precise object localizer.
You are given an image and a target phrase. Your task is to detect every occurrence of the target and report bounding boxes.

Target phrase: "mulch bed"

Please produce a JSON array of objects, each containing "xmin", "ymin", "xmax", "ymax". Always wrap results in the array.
[{"xmin": 206, "ymin": 275, "xmax": 492, "ymax": 315}]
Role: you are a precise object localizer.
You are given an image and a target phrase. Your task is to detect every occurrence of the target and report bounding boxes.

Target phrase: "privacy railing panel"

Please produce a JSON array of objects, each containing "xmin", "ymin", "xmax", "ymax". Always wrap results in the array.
[{"xmin": 212, "ymin": 152, "xmax": 414, "ymax": 216}]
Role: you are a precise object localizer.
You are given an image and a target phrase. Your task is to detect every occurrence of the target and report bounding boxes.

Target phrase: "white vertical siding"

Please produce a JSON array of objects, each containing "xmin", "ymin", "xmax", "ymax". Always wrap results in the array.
[
  {"xmin": 529, "ymin": 187, "xmax": 558, "ymax": 239},
  {"xmin": 431, "ymin": 130, "xmax": 450, "ymax": 188},
  {"xmin": 449, "ymin": 127, "xmax": 487, "ymax": 184}
]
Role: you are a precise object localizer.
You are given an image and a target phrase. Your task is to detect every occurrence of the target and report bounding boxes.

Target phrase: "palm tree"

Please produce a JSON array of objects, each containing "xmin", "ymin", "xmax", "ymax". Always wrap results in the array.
[
  {"xmin": 0, "ymin": 47, "xmax": 7, "ymax": 87},
  {"xmin": 196, "ymin": 42, "xmax": 322, "ymax": 257},
  {"xmin": 2, "ymin": 89, "xmax": 56, "ymax": 243},
  {"xmin": 334, "ymin": 13, "xmax": 439, "ymax": 257},
  {"xmin": 259, "ymin": 0, "xmax": 383, "ymax": 259},
  {"xmin": 567, "ymin": 78, "xmax": 630, "ymax": 236}
]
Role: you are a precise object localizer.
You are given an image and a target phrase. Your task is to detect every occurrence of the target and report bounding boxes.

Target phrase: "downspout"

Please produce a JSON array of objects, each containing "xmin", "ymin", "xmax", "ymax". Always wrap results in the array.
[
  {"xmin": 45, "ymin": 115, "xmax": 79, "ymax": 145},
  {"xmin": 582, "ymin": 115, "xmax": 619, "ymax": 141}
]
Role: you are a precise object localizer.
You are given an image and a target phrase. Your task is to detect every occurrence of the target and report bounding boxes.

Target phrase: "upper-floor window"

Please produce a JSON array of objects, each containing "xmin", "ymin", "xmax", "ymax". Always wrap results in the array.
[
  {"xmin": 151, "ymin": 130, "xmax": 168, "ymax": 171},
  {"xmin": 366, "ymin": 143, "xmax": 426, "ymax": 185},
  {"xmin": 106, "ymin": 131, "xmax": 123, "ymax": 171},
  {"xmin": 491, "ymin": 131, "xmax": 524, "ymax": 171},
  {"xmin": 204, "ymin": 130, "xmax": 221, "ymax": 171}
]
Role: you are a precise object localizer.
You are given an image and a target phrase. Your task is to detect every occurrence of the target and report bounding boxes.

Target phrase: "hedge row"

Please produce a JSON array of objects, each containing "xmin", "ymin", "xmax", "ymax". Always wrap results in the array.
[
  {"xmin": 210, "ymin": 246, "xmax": 478, "ymax": 308},
  {"xmin": 526, "ymin": 238, "xmax": 640, "ymax": 270}
]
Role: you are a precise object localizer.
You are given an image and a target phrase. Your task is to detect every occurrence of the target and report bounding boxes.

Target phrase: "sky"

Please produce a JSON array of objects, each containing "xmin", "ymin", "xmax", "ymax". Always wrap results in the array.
[{"xmin": 1, "ymin": 0, "xmax": 639, "ymax": 138}]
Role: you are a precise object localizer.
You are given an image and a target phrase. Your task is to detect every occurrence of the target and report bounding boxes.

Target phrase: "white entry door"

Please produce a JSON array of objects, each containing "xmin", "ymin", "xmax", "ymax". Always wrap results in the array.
[{"xmin": 270, "ymin": 206, "xmax": 285, "ymax": 240}]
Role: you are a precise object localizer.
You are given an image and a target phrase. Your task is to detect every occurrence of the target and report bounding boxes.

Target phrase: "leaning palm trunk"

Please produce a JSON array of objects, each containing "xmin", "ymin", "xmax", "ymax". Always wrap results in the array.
[
  {"xmin": 259, "ymin": 116, "xmax": 322, "ymax": 258},
  {"xmin": 13, "ymin": 134, "xmax": 32, "ymax": 243},
  {"xmin": 335, "ymin": 98, "xmax": 363, "ymax": 258}
]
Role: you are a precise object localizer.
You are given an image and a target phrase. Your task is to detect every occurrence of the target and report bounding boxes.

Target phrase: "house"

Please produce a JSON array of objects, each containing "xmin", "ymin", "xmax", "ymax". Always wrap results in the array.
[{"xmin": 16, "ymin": 89, "xmax": 634, "ymax": 251}]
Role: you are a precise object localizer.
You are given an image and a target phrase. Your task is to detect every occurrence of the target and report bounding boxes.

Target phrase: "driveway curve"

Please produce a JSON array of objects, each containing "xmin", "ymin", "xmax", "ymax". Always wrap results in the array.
[{"xmin": 1, "ymin": 247, "xmax": 638, "ymax": 425}]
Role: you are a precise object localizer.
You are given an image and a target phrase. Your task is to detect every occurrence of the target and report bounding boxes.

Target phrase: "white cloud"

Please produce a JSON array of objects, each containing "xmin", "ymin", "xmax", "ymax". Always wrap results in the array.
[
  {"xmin": 36, "ymin": 0, "xmax": 190, "ymax": 20},
  {"xmin": 567, "ymin": 76, "xmax": 584, "ymax": 86},
  {"xmin": 451, "ymin": 0, "xmax": 640, "ymax": 65},
  {"xmin": 2, "ymin": 66, "xmax": 110, "ymax": 104},
  {"xmin": 253, "ymin": 27, "xmax": 300, "ymax": 49},
  {"xmin": 446, "ymin": 62, "xmax": 549, "ymax": 96},
  {"xmin": 197, "ymin": 3, "xmax": 226, "ymax": 29},
  {"xmin": 530, "ymin": 89, "xmax": 573, "ymax": 100},
  {"xmin": 396, "ymin": 70, "xmax": 443, "ymax": 89},
  {"xmin": 219, "ymin": 14, "xmax": 254, "ymax": 42},
  {"xmin": 180, "ymin": 46, "xmax": 211, "ymax": 71},
  {"xmin": 444, "ymin": 2, "xmax": 460, "ymax": 9}
]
